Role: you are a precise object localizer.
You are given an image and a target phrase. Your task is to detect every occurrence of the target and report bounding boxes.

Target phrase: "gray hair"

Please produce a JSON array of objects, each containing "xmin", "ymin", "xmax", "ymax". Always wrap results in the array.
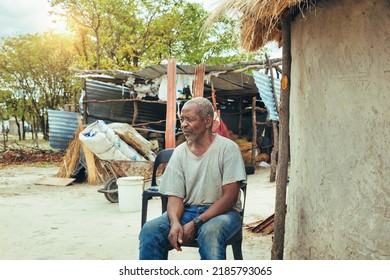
[{"xmin": 183, "ymin": 97, "xmax": 214, "ymax": 120}]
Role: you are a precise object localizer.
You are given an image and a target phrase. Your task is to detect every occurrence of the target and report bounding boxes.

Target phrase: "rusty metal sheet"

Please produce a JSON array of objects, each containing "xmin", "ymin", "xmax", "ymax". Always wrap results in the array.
[
  {"xmin": 251, "ymin": 213, "xmax": 274, "ymax": 235},
  {"xmin": 101, "ymin": 160, "xmax": 154, "ymax": 181}
]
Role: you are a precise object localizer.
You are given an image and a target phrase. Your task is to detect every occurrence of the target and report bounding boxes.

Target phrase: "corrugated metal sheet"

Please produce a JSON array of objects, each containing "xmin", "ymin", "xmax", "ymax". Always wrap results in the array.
[
  {"xmin": 130, "ymin": 64, "xmax": 235, "ymax": 80},
  {"xmin": 48, "ymin": 110, "xmax": 80, "ymax": 150},
  {"xmin": 86, "ymin": 79, "xmax": 132, "ymax": 122},
  {"xmin": 130, "ymin": 64, "xmax": 258, "ymax": 96},
  {"xmin": 79, "ymin": 64, "xmax": 259, "ymax": 98},
  {"xmin": 79, "ymin": 65, "xmax": 263, "ymax": 136},
  {"xmin": 252, "ymin": 71, "xmax": 281, "ymax": 121},
  {"xmin": 85, "ymin": 80, "xmax": 166, "ymax": 130}
]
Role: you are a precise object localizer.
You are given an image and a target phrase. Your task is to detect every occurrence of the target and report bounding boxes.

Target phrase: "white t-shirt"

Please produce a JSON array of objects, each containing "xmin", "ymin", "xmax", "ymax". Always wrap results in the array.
[{"xmin": 159, "ymin": 134, "xmax": 246, "ymax": 211}]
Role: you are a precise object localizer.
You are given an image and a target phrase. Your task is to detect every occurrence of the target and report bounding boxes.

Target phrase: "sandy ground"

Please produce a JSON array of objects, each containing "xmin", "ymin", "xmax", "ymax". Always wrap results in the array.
[{"xmin": 0, "ymin": 164, "xmax": 276, "ymax": 260}]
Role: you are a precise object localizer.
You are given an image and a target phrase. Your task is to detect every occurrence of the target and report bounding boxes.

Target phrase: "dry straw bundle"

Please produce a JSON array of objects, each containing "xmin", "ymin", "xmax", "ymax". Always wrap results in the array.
[
  {"xmin": 81, "ymin": 143, "xmax": 100, "ymax": 185},
  {"xmin": 204, "ymin": 0, "xmax": 312, "ymax": 51},
  {"xmin": 57, "ymin": 117, "xmax": 105, "ymax": 184},
  {"xmin": 56, "ymin": 117, "xmax": 84, "ymax": 178}
]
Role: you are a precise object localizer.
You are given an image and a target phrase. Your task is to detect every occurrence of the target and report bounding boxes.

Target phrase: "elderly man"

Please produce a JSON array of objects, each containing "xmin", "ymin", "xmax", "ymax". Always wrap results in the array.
[{"xmin": 139, "ymin": 97, "xmax": 246, "ymax": 260}]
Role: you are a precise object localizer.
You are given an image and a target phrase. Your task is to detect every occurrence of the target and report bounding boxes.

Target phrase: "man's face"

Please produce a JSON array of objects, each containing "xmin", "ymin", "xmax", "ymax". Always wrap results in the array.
[{"xmin": 180, "ymin": 103, "xmax": 211, "ymax": 142}]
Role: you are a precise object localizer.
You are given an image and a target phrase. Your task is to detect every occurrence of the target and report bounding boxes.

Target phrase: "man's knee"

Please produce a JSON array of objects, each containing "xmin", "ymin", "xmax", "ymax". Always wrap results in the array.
[
  {"xmin": 139, "ymin": 214, "xmax": 170, "ymax": 240},
  {"xmin": 198, "ymin": 212, "xmax": 241, "ymax": 242},
  {"xmin": 140, "ymin": 219, "xmax": 159, "ymax": 239}
]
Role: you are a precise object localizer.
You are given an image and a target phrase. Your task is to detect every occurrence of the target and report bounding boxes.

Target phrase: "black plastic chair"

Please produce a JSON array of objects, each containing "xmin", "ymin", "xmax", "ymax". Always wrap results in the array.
[
  {"xmin": 165, "ymin": 182, "xmax": 247, "ymax": 260},
  {"xmin": 141, "ymin": 148, "xmax": 174, "ymax": 227}
]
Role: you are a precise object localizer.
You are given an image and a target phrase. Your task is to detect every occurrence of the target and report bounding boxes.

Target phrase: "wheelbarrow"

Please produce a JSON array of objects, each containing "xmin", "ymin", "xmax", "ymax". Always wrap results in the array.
[{"xmin": 97, "ymin": 160, "xmax": 154, "ymax": 203}]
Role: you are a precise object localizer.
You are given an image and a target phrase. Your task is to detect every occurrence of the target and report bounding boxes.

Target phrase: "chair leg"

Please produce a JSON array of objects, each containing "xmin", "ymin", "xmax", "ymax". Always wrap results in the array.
[
  {"xmin": 163, "ymin": 250, "xmax": 168, "ymax": 260},
  {"xmin": 161, "ymin": 196, "xmax": 168, "ymax": 213},
  {"xmin": 232, "ymin": 240, "xmax": 243, "ymax": 260},
  {"xmin": 141, "ymin": 194, "xmax": 149, "ymax": 227}
]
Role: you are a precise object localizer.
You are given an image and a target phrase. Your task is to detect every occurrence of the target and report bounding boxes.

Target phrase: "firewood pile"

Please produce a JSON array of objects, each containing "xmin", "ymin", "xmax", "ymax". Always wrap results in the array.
[
  {"xmin": 0, "ymin": 147, "xmax": 64, "ymax": 168},
  {"xmin": 229, "ymin": 131, "xmax": 270, "ymax": 166}
]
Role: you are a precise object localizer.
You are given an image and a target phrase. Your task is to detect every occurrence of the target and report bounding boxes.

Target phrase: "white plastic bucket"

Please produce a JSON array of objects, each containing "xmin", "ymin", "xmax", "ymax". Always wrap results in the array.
[{"xmin": 117, "ymin": 176, "xmax": 144, "ymax": 212}]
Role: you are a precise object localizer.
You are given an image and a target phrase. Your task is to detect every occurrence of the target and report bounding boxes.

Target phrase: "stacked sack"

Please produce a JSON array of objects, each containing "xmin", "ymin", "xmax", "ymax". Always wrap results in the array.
[{"xmin": 79, "ymin": 120, "xmax": 155, "ymax": 162}]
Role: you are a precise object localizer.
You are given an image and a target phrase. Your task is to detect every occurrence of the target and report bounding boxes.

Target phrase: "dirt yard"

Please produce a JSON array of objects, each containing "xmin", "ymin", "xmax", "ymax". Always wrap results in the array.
[{"xmin": 0, "ymin": 163, "xmax": 276, "ymax": 260}]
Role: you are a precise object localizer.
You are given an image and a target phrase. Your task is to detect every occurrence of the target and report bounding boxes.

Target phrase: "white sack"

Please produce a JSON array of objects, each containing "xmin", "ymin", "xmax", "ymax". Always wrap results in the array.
[{"xmin": 79, "ymin": 120, "xmax": 146, "ymax": 161}]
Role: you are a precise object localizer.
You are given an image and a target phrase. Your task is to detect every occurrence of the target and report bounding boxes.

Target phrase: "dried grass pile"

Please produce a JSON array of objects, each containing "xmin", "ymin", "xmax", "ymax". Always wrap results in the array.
[
  {"xmin": 81, "ymin": 143, "xmax": 102, "ymax": 185},
  {"xmin": 205, "ymin": 0, "xmax": 313, "ymax": 51},
  {"xmin": 56, "ymin": 118, "xmax": 84, "ymax": 179},
  {"xmin": 56, "ymin": 117, "xmax": 105, "ymax": 184},
  {"xmin": 57, "ymin": 120, "xmax": 156, "ymax": 185},
  {"xmin": 229, "ymin": 132, "xmax": 254, "ymax": 165},
  {"xmin": 229, "ymin": 131, "xmax": 270, "ymax": 165}
]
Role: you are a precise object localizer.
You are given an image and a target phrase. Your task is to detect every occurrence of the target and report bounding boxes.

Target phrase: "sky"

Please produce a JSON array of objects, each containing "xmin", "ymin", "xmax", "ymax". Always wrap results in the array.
[
  {"xmin": 0, "ymin": 0, "xmax": 216, "ymax": 38},
  {"xmin": 0, "ymin": 0, "xmax": 62, "ymax": 38},
  {"xmin": 0, "ymin": 0, "xmax": 281, "ymax": 57}
]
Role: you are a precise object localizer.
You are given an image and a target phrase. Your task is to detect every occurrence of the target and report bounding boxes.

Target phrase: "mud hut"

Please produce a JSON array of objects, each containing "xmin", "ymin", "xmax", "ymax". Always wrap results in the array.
[{"xmin": 210, "ymin": 0, "xmax": 390, "ymax": 259}]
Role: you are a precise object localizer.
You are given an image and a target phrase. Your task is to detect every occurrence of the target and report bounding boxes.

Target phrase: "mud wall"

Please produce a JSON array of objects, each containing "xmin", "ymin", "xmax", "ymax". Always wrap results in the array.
[{"xmin": 285, "ymin": 0, "xmax": 390, "ymax": 259}]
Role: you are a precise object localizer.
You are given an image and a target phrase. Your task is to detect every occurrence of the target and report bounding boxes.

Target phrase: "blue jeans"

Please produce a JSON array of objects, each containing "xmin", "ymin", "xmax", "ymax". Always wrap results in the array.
[{"xmin": 139, "ymin": 205, "xmax": 242, "ymax": 260}]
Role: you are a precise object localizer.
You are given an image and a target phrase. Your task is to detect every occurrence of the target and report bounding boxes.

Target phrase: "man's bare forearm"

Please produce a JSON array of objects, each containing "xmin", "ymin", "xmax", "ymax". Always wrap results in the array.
[{"xmin": 167, "ymin": 196, "xmax": 185, "ymax": 225}]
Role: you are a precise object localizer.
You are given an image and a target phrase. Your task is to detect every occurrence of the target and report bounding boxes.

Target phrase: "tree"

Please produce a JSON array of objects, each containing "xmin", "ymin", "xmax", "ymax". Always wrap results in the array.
[
  {"xmin": 0, "ymin": 32, "xmax": 80, "ymax": 140},
  {"xmin": 49, "ymin": 0, "xmax": 265, "ymax": 69}
]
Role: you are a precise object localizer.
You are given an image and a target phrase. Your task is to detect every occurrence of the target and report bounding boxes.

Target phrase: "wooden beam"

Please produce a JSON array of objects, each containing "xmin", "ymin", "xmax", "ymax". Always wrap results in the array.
[
  {"xmin": 238, "ymin": 97, "xmax": 243, "ymax": 137},
  {"xmin": 271, "ymin": 10, "xmax": 291, "ymax": 260},
  {"xmin": 82, "ymin": 78, "xmax": 88, "ymax": 125},
  {"xmin": 251, "ymin": 213, "xmax": 275, "ymax": 235},
  {"xmin": 251, "ymin": 96, "xmax": 257, "ymax": 166},
  {"xmin": 269, "ymin": 121, "xmax": 279, "ymax": 182},
  {"xmin": 132, "ymin": 100, "xmax": 138, "ymax": 125},
  {"xmin": 193, "ymin": 64, "xmax": 205, "ymax": 97},
  {"xmin": 165, "ymin": 59, "xmax": 176, "ymax": 149},
  {"xmin": 268, "ymin": 55, "xmax": 279, "ymax": 183},
  {"xmin": 82, "ymin": 99, "xmax": 166, "ymax": 104}
]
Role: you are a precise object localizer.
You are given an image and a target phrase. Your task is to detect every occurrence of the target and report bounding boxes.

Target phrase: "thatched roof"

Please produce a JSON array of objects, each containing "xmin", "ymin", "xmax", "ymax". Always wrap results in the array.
[{"xmin": 207, "ymin": 0, "xmax": 313, "ymax": 52}]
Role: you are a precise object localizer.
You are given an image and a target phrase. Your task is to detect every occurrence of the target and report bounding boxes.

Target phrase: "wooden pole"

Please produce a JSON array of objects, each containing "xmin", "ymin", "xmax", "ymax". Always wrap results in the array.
[
  {"xmin": 271, "ymin": 10, "xmax": 291, "ymax": 260},
  {"xmin": 165, "ymin": 59, "xmax": 176, "ymax": 149},
  {"xmin": 269, "ymin": 121, "xmax": 279, "ymax": 182},
  {"xmin": 251, "ymin": 96, "xmax": 257, "ymax": 166},
  {"xmin": 0, "ymin": 108, "xmax": 6, "ymax": 151},
  {"xmin": 268, "ymin": 55, "xmax": 279, "ymax": 183},
  {"xmin": 82, "ymin": 78, "xmax": 88, "ymax": 125},
  {"xmin": 132, "ymin": 101, "xmax": 138, "ymax": 125},
  {"xmin": 238, "ymin": 97, "xmax": 243, "ymax": 137},
  {"xmin": 193, "ymin": 64, "xmax": 205, "ymax": 98}
]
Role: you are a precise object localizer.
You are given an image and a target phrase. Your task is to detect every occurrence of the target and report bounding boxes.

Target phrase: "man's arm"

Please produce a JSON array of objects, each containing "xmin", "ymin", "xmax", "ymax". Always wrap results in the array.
[
  {"xmin": 180, "ymin": 181, "xmax": 241, "ymax": 244},
  {"xmin": 166, "ymin": 196, "xmax": 185, "ymax": 251},
  {"xmin": 197, "ymin": 181, "xmax": 240, "ymax": 222}
]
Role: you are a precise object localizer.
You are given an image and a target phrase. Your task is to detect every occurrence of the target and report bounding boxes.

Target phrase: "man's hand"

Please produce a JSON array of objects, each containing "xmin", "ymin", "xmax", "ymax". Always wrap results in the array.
[
  {"xmin": 167, "ymin": 221, "xmax": 197, "ymax": 251},
  {"xmin": 182, "ymin": 221, "xmax": 196, "ymax": 244},
  {"xmin": 168, "ymin": 222, "xmax": 184, "ymax": 251},
  {"xmin": 166, "ymin": 196, "xmax": 185, "ymax": 251}
]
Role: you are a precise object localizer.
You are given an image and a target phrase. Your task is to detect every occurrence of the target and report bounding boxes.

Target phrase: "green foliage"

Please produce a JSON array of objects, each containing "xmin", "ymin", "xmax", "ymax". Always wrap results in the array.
[
  {"xmin": 49, "ymin": 0, "xmax": 265, "ymax": 69},
  {"xmin": 0, "ymin": 0, "xmax": 268, "ymax": 141},
  {"xmin": 0, "ymin": 32, "xmax": 80, "ymax": 138}
]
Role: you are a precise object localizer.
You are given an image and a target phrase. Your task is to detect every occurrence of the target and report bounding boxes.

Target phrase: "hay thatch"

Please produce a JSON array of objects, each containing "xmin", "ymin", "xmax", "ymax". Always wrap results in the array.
[
  {"xmin": 205, "ymin": 0, "xmax": 313, "ymax": 51},
  {"xmin": 56, "ymin": 117, "xmax": 104, "ymax": 184},
  {"xmin": 57, "ymin": 119, "xmax": 155, "ymax": 185},
  {"xmin": 81, "ymin": 143, "xmax": 101, "ymax": 185},
  {"xmin": 56, "ymin": 117, "xmax": 84, "ymax": 178}
]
